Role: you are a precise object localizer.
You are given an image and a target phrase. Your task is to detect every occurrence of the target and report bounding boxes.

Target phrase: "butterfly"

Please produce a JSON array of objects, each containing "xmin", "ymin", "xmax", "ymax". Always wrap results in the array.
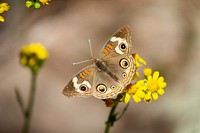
[{"xmin": 63, "ymin": 25, "xmax": 136, "ymax": 99}]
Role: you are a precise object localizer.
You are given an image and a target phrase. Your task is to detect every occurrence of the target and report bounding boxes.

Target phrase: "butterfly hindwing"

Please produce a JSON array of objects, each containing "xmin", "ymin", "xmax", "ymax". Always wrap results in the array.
[
  {"xmin": 91, "ymin": 68, "xmax": 123, "ymax": 99},
  {"xmin": 103, "ymin": 55, "xmax": 135, "ymax": 89}
]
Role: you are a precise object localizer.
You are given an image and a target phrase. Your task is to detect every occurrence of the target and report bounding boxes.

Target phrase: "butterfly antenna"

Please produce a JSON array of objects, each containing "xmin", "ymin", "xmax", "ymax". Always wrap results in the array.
[
  {"xmin": 88, "ymin": 37, "xmax": 94, "ymax": 59},
  {"xmin": 72, "ymin": 59, "xmax": 92, "ymax": 66},
  {"xmin": 72, "ymin": 38, "xmax": 94, "ymax": 66}
]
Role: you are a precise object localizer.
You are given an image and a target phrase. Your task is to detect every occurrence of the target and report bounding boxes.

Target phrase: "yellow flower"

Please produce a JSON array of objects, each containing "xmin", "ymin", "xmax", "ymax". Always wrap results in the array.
[
  {"xmin": 29, "ymin": 58, "xmax": 37, "ymax": 66},
  {"xmin": 144, "ymin": 92, "xmax": 152, "ymax": 103},
  {"xmin": 0, "ymin": 15, "xmax": 4, "ymax": 22},
  {"xmin": 132, "ymin": 71, "xmax": 139, "ymax": 80},
  {"xmin": 124, "ymin": 93, "xmax": 131, "ymax": 103},
  {"xmin": 26, "ymin": 1, "xmax": 34, "ymax": 8},
  {"xmin": 28, "ymin": 43, "xmax": 48, "ymax": 60},
  {"xmin": 0, "ymin": 3, "xmax": 10, "ymax": 12},
  {"xmin": 1, "ymin": 3, "xmax": 10, "ymax": 11},
  {"xmin": 143, "ymin": 67, "xmax": 152, "ymax": 77},
  {"xmin": 0, "ymin": 8, "xmax": 4, "ymax": 14},
  {"xmin": 124, "ymin": 70, "xmax": 167, "ymax": 103},
  {"xmin": 20, "ymin": 56, "xmax": 27, "ymax": 66},
  {"xmin": 20, "ymin": 43, "xmax": 48, "ymax": 73},
  {"xmin": 132, "ymin": 53, "xmax": 146, "ymax": 68},
  {"xmin": 0, "ymin": 3, "xmax": 10, "ymax": 22},
  {"xmin": 144, "ymin": 71, "xmax": 167, "ymax": 102},
  {"xmin": 39, "ymin": 0, "xmax": 50, "ymax": 5},
  {"xmin": 124, "ymin": 80, "xmax": 146, "ymax": 103}
]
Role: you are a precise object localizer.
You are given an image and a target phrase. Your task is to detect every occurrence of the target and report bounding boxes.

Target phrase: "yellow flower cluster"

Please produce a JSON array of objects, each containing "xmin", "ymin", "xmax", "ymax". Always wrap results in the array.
[
  {"xmin": 0, "ymin": 3, "xmax": 10, "ymax": 22},
  {"xmin": 124, "ymin": 70, "xmax": 166, "ymax": 103},
  {"xmin": 20, "ymin": 43, "xmax": 48, "ymax": 73},
  {"xmin": 123, "ymin": 55, "xmax": 167, "ymax": 103},
  {"xmin": 104, "ymin": 54, "xmax": 167, "ymax": 107},
  {"xmin": 26, "ymin": 0, "xmax": 51, "ymax": 9}
]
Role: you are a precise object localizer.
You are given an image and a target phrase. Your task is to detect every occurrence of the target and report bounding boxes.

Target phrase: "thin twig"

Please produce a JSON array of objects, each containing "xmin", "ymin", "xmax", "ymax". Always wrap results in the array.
[
  {"xmin": 15, "ymin": 87, "xmax": 25, "ymax": 115},
  {"xmin": 116, "ymin": 103, "xmax": 129, "ymax": 121}
]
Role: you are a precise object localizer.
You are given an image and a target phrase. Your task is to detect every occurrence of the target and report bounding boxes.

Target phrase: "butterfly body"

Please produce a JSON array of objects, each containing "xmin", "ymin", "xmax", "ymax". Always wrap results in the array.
[
  {"xmin": 63, "ymin": 26, "xmax": 136, "ymax": 99},
  {"xmin": 94, "ymin": 59, "xmax": 120, "ymax": 83}
]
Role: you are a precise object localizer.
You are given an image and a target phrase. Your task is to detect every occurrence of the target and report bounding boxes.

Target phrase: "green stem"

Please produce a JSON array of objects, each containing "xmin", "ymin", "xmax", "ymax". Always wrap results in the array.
[
  {"xmin": 104, "ymin": 102, "xmax": 119, "ymax": 133},
  {"xmin": 104, "ymin": 100, "xmax": 130, "ymax": 133},
  {"xmin": 22, "ymin": 73, "xmax": 37, "ymax": 133}
]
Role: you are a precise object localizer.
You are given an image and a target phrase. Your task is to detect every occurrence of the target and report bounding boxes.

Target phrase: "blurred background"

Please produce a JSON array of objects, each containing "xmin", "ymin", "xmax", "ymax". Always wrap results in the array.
[{"xmin": 0, "ymin": 0, "xmax": 200, "ymax": 133}]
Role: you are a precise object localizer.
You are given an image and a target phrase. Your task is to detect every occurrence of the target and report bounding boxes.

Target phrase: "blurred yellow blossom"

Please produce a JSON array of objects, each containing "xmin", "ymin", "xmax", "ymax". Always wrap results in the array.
[
  {"xmin": 0, "ymin": 15, "xmax": 4, "ymax": 22},
  {"xmin": 0, "ymin": 7, "xmax": 3, "ymax": 14},
  {"xmin": 28, "ymin": 43, "xmax": 48, "ymax": 59},
  {"xmin": 0, "ymin": 2, "xmax": 10, "ymax": 22},
  {"xmin": 0, "ymin": 3, "xmax": 10, "ymax": 12},
  {"xmin": 39, "ymin": 0, "xmax": 50, "ymax": 5},
  {"xmin": 26, "ymin": 0, "xmax": 50, "ymax": 9},
  {"xmin": 20, "ymin": 43, "xmax": 48, "ymax": 73},
  {"xmin": 26, "ymin": 1, "xmax": 34, "ymax": 8}
]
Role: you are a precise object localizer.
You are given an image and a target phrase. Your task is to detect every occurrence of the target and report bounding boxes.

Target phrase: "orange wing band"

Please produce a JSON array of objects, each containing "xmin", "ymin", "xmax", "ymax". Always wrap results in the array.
[
  {"xmin": 103, "ymin": 49, "xmax": 109, "ymax": 55},
  {"xmin": 84, "ymin": 69, "xmax": 90, "ymax": 75},
  {"xmin": 79, "ymin": 73, "xmax": 85, "ymax": 79},
  {"xmin": 107, "ymin": 44, "xmax": 113, "ymax": 50}
]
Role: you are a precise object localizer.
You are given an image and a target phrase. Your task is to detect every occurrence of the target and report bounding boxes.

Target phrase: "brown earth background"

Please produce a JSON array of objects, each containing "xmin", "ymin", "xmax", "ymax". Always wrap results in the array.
[{"xmin": 0, "ymin": 0, "xmax": 200, "ymax": 133}]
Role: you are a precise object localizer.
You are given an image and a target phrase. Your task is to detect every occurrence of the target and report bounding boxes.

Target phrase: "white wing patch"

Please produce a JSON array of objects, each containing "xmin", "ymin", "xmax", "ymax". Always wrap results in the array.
[
  {"xmin": 72, "ymin": 77, "xmax": 91, "ymax": 92},
  {"xmin": 110, "ymin": 37, "xmax": 127, "ymax": 55},
  {"xmin": 82, "ymin": 81, "xmax": 91, "ymax": 88},
  {"xmin": 72, "ymin": 77, "xmax": 79, "ymax": 88}
]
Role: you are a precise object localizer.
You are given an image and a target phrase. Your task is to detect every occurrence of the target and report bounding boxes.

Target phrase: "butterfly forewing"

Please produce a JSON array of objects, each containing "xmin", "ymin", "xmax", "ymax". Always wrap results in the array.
[
  {"xmin": 98, "ymin": 25, "xmax": 135, "ymax": 97},
  {"xmin": 100, "ymin": 25, "xmax": 132, "ymax": 60},
  {"xmin": 63, "ymin": 65, "xmax": 96, "ymax": 98}
]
